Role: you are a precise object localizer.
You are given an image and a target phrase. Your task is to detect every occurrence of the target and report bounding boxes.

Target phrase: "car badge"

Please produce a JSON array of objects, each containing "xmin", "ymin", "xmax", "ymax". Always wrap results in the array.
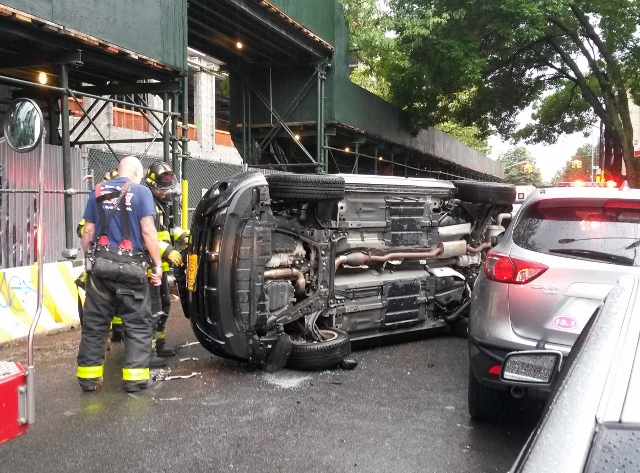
[{"xmin": 552, "ymin": 316, "xmax": 578, "ymax": 330}]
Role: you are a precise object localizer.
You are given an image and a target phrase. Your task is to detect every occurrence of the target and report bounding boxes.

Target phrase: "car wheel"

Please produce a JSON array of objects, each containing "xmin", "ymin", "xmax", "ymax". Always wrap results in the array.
[
  {"xmin": 285, "ymin": 328, "xmax": 351, "ymax": 371},
  {"xmin": 468, "ymin": 366, "xmax": 507, "ymax": 422},
  {"xmin": 453, "ymin": 181, "xmax": 516, "ymax": 205},
  {"xmin": 266, "ymin": 173, "xmax": 345, "ymax": 202}
]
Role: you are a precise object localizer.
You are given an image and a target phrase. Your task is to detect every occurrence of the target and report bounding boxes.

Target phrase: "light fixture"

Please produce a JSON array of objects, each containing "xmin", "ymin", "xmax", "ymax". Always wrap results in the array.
[
  {"xmin": 236, "ymin": 41, "xmax": 243, "ymax": 49},
  {"xmin": 378, "ymin": 156, "xmax": 383, "ymax": 161},
  {"xmin": 344, "ymin": 147, "xmax": 350, "ymax": 152},
  {"xmin": 294, "ymin": 134, "xmax": 300, "ymax": 141},
  {"xmin": 38, "ymin": 72, "xmax": 47, "ymax": 84}
]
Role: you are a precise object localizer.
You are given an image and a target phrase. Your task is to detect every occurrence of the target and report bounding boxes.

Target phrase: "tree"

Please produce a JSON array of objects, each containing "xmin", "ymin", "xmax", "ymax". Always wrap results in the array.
[
  {"xmin": 498, "ymin": 147, "xmax": 544, "ymax": 186},
  {"xmin": 551, "ymin": 143, "xmax": 597, "ymax": 184},
  {"xmin": 385, "ymin": 0, "xmax": 640, "ymax": 186},
  {"xmin": 340, "ymin": 0, "xmax": 394, "ymax": 100},
  {"xmin": 339, "ymin": 0, "xmax": 490, "ymax": 155},
  {"xmin": 437, "ymin": 122, "xmax": 490, "ymax": 155}
]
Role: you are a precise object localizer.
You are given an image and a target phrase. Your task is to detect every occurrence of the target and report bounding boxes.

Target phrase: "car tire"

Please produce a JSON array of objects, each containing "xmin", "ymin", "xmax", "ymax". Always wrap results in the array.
[
  {"xmin": 453, "ymin": 181, "xmax": 516, "ymax": 205},
  {"xmin": 266, "ymin": 173, "xmax": 345, "ymax": 202},
  {"xmin": 468, "ymin": 366, "xmax": 507, "ymax": 422},
  {"xmin": 286, "ymin": 328, "xmax": 351, "ymax": 371}
]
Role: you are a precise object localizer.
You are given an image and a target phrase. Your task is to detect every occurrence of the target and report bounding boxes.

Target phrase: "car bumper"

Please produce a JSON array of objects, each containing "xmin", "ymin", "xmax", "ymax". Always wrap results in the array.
[{"xmin": 468, "ymin": 332, "xmax": 564, "ymax": 399}]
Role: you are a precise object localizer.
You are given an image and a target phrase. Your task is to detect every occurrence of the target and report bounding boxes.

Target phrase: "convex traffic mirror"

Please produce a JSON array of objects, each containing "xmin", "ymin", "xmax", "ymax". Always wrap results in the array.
[{"xmin": 3, "ymin": 98, "xmax": 44, "ymax": 153}]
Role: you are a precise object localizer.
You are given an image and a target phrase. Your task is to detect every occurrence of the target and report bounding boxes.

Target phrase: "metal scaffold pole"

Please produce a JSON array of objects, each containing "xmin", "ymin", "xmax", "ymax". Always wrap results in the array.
[
  {"xmin": 60, "ymin": 64, "xmax": 73, "ymax": 250},
  {"xmin": 180, "ymin": 76, "xmax": 189, "ymax": 229}
]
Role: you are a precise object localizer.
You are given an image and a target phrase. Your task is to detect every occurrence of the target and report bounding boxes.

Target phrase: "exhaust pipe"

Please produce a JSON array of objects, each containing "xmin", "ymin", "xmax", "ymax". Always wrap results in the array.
[{"xmin": 511, "ymin": 386, "xmax": 525, "ymax": 399}]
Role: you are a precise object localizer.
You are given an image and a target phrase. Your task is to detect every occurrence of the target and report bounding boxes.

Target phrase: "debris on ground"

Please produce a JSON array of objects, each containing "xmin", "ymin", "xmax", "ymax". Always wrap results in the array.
[
  {"xmin": 173, "ymin": 341, "xmax": 200, "ymax": 350},
  {"xmin": 164, "ymin": 372, "xmax": 201, "ymax": 380},
  {"xmin": 178, "ymin": 357, "xmax": 199, "ymax": 362}
]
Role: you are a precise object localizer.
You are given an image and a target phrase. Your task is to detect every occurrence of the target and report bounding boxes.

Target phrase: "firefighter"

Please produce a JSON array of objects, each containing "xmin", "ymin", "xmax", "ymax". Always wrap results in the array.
[
  {"xmin": 144, "ymin": 161, "xmax": 189, "ymax": 358},
  {"xmin": 76, "ymin": 170, "xmax": 124, "ymax": 342},
  {"xmin": 77, "ymin": 156, "xmax": 163, "ymax": 393}
]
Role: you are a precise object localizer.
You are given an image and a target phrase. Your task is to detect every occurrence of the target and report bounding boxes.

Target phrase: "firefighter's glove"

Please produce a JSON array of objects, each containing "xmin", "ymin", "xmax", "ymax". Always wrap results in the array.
[
  {"xmin": 175, "ymin": 232, "xmax": 190, "ymax": 251},
  {"xmin": 167, "ymin": 249, "xmax": 183, "ymax": 267},
  {"xmin": 75, "ymin": 271, "xmax": 87, "ymax": 291}
]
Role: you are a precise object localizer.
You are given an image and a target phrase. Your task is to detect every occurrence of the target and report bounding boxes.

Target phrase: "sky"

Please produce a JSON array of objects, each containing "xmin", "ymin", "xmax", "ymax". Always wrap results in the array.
[{"xmin": 487, "ymin": 125, "xmax": 599, "ymax": 183}]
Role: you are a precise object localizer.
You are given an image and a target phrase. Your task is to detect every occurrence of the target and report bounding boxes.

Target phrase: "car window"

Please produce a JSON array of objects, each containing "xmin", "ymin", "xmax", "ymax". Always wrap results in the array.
[{"xmin": 512, "ymin": 199, "xmax": 640, "ymax": 266}]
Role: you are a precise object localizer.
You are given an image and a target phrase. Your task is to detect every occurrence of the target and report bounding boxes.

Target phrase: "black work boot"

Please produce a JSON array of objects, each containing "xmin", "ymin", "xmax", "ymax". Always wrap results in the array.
[
  {"xmin": 149, "ymin": 348, "xmax": 167, "ymax": 368},
  {"xmin": 155, "ymin": 338, "xmax": 175, "ymax": 357}
]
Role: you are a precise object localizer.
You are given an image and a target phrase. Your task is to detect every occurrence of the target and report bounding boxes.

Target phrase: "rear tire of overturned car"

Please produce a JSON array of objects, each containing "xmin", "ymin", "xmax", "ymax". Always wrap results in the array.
[
  {"xmin": 468, "ymin": 367, "xmax": 507, "ymax": 422},
  {"xmin": 453, "ymin": 181, "xmax": 516, "ymax": 205},
  {"xmin": 266, "ymin": 173, "xmax": 345, "ymax": 202},
  {"xmin": 286, "ymin": 329, "xmax": 351, "ymax": 371}
]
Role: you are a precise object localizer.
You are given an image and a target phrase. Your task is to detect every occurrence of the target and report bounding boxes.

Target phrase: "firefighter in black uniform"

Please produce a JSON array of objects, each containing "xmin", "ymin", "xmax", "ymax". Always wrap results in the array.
[
  {"xmin": 144, "ymin": 161, "xmax": 189, "ymax": 358},
  {"xmin": 77, "ymin": 156, "xmax": 162, "ymax": 393}
]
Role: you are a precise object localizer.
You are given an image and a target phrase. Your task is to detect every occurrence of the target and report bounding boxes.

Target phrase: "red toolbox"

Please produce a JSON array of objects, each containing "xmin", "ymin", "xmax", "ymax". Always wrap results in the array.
[{"xmin": 0, "ymin": 360, "xmax": 28, "ymax": 444}]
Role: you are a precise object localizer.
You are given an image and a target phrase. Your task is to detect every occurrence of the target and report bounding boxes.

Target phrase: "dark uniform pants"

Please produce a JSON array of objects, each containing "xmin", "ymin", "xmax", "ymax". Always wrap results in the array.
[{"xmin": 77, "ymin": 272, "xmax": 153, "ymax": 390}]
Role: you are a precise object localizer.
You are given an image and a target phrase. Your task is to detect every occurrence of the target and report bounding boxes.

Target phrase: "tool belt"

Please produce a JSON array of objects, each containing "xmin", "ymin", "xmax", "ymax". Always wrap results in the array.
[{"xmin": 92, "ymin": 248, "xmax": 149, "ymax": 284}]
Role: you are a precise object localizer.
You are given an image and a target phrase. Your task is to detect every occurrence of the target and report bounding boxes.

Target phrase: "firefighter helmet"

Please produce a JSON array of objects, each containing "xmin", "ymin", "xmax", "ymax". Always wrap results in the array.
[
  {"xmin": 145, "ymin": 161, "xmax": 177, "ymax": 190},
  {"xmin": 103, "ymin": 169, "xmax": 119, "ymax": 181}
]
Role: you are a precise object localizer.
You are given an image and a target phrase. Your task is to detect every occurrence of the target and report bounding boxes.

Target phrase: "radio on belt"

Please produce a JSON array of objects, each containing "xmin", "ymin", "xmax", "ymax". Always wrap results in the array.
[{"xmin": 0, "ymin": 360, "xmax": 28, "ymax": 444}]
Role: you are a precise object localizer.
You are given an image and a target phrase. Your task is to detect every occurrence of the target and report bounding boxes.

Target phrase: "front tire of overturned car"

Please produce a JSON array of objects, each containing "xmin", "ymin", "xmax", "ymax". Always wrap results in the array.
[
  {"xmin": 285, "ymin": 329, "xmax": 351, "ymax": 371},
  {"xmin": 452, "ymin": 180, "xmax": 516, "ymax": 205}
]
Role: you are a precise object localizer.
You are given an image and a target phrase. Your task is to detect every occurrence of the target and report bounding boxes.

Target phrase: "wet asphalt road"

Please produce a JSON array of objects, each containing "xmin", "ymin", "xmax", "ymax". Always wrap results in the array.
[{"xmin": 0, "ymin": 302, "xmax": 542, "ymax": 473}]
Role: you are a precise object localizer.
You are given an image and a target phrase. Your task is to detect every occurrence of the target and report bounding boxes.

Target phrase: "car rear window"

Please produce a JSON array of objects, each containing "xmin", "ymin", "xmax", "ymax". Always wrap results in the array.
[{"xmin": 512, "ymin": 199, "xmax": 640, "ymax": 266}]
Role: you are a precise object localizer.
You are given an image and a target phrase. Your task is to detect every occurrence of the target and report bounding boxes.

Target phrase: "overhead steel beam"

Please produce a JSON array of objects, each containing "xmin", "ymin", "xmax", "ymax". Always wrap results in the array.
[
  {"xmin": 76, "ymin": 81, "xmax": 182, "ymax": 96},
  {"xmin": 0, "ymin": 50, "xmax": 83, "ymax": 70},
  {"xmin": 190, "ymin": 0, "xmax": 331, "ymax": 60}
]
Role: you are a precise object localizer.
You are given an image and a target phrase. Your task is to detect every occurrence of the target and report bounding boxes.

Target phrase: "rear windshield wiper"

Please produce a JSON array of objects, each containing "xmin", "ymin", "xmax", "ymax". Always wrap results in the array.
[{"xmin": 548, "ymin": 248, "xmax": 635, "ymax": 266}]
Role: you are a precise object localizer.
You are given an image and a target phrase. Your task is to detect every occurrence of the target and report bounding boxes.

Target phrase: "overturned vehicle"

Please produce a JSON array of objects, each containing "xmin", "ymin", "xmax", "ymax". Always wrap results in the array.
[{"xmin": 181, "ymin": 172, "xmax": 515, "ymax": 371}]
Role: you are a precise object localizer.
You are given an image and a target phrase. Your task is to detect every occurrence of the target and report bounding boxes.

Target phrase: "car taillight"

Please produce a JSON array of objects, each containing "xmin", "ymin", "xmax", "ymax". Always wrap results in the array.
[{"xmin": 484, "ymin": 251, "xmax": 548, "ymax": 284}]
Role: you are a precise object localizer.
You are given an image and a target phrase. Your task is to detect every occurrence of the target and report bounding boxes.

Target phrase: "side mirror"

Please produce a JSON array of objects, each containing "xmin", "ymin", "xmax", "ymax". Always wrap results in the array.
[
  {"xmin": 501, "ymin": 350, "xmax": 562, "ymax": 385},
  {"xmin": 3, "ymin": 98, "xmax": 44, "ymax": 153}
]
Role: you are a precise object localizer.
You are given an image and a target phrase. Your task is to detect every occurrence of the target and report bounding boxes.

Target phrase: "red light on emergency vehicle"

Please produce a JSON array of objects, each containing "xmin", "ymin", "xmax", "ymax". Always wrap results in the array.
[
  {"xmin": 484, "ymin": 251, "xmax": 548, "ymax": 284},
  {"xmin": 606, "ymin": 180, "xmax": 617, "ymax": 188}
]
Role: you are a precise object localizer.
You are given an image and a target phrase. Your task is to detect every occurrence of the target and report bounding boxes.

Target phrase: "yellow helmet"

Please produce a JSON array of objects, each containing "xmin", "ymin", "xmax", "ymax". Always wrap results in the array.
[{"xmin": 102, "ymin": 169, "xmax": 119, "ymax": 181}]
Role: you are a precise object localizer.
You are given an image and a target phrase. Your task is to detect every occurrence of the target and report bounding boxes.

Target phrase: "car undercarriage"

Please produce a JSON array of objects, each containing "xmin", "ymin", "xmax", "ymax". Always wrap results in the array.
[{"xmin": 180, "ymin": 172, "xmax": 515, "ymax": 372}]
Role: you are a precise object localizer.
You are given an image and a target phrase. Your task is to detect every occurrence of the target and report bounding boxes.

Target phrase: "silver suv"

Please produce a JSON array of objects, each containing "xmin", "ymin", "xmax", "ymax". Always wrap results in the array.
[{"xmin": 468, "ymin": 183, "xmax": 640, "ymax": 421}]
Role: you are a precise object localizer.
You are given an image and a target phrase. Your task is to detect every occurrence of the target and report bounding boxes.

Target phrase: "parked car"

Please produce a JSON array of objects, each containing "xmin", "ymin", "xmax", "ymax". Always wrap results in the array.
[
  {"xmin": 503, "ymin": 275, "xmax": 640, "ymax": 473},
  {"xmin": 180, "ymin": 172, "xmax": 514, "ymax": 371},
  {"xmin": 468, "ymin": 183, "xmax": 640, "ymax": 421}
]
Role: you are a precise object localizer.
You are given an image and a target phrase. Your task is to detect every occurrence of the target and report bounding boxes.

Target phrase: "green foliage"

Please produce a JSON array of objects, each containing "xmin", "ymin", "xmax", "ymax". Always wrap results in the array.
[
  {"xmin": 437, "ymin": 122, "xmax": 490, "ymax": 155},
  {"xmin": 498, "ymin": 147, "xmax": 544, "ymax": 186},
  {"xmin": 339, "ymin": 0, "xmax": 395, "ymax": 100},
  {"xmin": 340, "ymin": 0, "xmax": 490, "ymax": 154},
  {"xmin": 383, "ymin": 0, "xmax": 640, "ymax": 184},
  {"xmin": 551, "ymin": 143, "xmax": 598, "ymax": 184}
]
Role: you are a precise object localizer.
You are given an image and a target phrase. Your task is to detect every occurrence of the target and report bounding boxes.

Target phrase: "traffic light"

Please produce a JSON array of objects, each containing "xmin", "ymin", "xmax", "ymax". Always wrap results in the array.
[
  {"xmin": 522, "ymin": 162, "xmax": 533, "ymax": 173},
  {"xmin": 571, "ymin": 159, "xmax": 582, "ymax": 169}
]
